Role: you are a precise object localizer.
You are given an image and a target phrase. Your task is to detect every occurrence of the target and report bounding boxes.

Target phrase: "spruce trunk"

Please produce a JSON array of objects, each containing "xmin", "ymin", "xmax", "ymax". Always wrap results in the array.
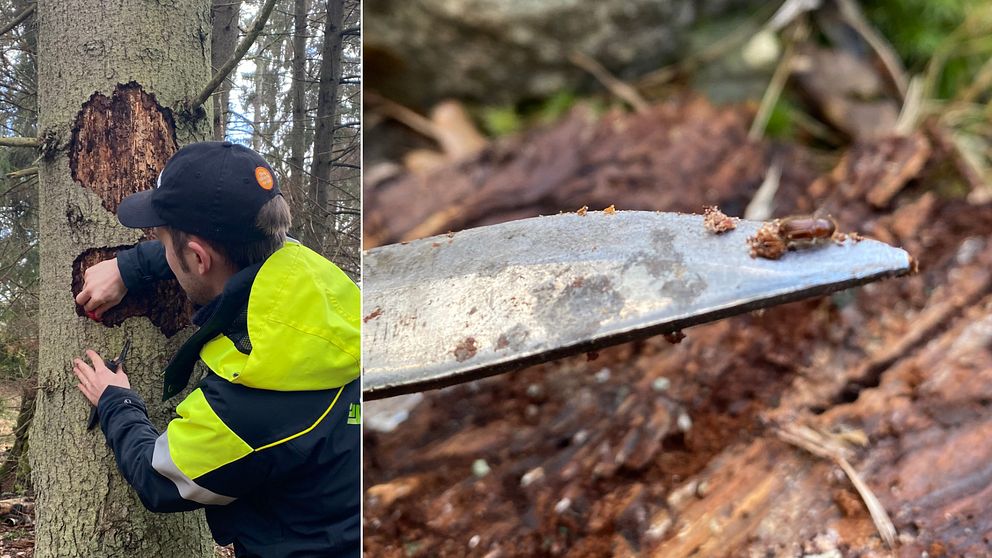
[
  {"xmin": 31, "ymin": 0, "xmax": 215, "ymax": 555},
  {"xmin": 309, "ymin": 0, "xmax": 344, "ymax": 252},
  {"xmin": 211, "ymin": 0, "xmax": 241, "ymax": 140},
  {"xmin": 287, "ymin": 0, "xmax": 309, "ymax": 243}
]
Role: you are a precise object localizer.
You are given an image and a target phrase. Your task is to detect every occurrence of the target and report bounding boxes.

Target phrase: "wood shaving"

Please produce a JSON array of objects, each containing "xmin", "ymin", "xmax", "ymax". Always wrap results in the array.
[
  {"xmin": 833, "ymin": 230, "xmax": 865, "ymax": 245},
  {"xmin": 747, "ymin": 221, "xmax": 787, "ymax": 259},
  {"xmin": 776, "ymin": 423, "xmax": 897, "ymax": 549},
  {"xmin": 703, "ymin": 205, "xmax": 736, "ymax": 234}
]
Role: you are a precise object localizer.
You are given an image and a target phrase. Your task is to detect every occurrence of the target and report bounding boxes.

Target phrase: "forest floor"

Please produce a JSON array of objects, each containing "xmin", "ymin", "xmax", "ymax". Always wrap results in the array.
[
  {"xmin": 363, "ymin": 97, "xmax": 992, "ymax": 556},
  {"xmin": 0, "ymin": 387, "xmax": 32, "ymax": 557}
]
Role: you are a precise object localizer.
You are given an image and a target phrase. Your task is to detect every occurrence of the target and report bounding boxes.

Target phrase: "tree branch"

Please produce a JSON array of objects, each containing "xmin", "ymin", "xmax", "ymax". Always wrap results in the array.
[
  {"xmin": 0, "ymin": 4, "xmax": 34, "ymax": 38},
  {"xmin": 188, "ymin": 0, "xmax": 278, "ymax": 112},
  {"xmin": 0, "ymin": 137, "xmax": 38, "ymax": 148},
  {"xmin": 7, "ymin": 166, "xmax": 37, "ymax": 179}
]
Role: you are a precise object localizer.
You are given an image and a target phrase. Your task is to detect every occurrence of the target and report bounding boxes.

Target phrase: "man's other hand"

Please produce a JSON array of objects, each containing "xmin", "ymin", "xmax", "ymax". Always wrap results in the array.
[
  {"xmin": 72, "ymin": 350, "xmax": 130, "ymax": 406},
  {"xmin": 75, "ymin": 258, "xmax": 127, "ymax": 319}
]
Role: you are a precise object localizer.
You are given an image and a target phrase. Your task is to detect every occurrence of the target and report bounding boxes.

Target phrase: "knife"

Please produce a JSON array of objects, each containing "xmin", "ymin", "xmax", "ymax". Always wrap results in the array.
[
  {"xmin": 362, "ymin": 211, "xmax": 912, "ymax": 400},
  {"xmin": 87, "ymin": 337, "xmax": 131, "ymax": 431}
]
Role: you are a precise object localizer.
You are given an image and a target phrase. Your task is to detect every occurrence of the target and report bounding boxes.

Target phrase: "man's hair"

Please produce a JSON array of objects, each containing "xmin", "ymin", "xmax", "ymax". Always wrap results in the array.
[{"xmin": 167, "ymin": 195, "xmax": 292, "ymax": 271}]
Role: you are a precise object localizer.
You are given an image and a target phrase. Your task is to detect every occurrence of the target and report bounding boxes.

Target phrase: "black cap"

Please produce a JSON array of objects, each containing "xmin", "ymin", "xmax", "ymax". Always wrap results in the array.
[{"xmin": 117, "ymin": 141, "xmax": 281, "ymax": 243}]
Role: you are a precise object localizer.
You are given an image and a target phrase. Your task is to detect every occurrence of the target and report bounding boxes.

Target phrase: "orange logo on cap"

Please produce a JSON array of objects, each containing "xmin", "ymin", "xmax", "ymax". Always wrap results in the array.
[{"xmin": 255, "ymin": 167, "xmax": 274, "ymax": 190}]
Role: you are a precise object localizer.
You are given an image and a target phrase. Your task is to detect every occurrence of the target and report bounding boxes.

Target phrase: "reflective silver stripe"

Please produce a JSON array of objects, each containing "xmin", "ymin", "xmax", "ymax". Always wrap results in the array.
[{"xmin": 151, "ymin": 433, "xmax": 237, "ymax": 506}]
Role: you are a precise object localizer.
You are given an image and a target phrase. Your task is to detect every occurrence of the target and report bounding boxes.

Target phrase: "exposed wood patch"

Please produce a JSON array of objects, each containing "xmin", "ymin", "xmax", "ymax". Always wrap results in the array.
[
  {"xmin": 71, "ymin": 246, "xmax": 191, "ymax": 337},
  {"xmin": 69, "ymin": 82, "xmax": 178, "ymax": 214}
]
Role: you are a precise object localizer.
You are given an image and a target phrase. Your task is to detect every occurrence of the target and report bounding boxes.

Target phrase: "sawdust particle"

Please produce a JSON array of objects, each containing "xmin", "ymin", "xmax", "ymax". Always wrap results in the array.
[
  {"xmin": 703, "ymin": 205, "xmax": 736, "ymax": 234},
  {"xmin": 747, "ymin": 221, "xmax": 787, "ymax": 259}
]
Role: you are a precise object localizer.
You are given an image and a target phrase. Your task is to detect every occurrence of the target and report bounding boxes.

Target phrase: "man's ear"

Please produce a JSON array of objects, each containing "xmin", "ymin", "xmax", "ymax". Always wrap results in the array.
[{"xmin": 185, "ymin": 240, "xmax": 212, "ymax": 275}]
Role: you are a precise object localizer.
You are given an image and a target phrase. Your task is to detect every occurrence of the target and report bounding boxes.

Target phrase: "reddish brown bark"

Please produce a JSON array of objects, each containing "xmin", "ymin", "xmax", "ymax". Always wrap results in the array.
[
  {"xmin": 69, "ymin": 83, "xmax": 178, "ymax": 214},
  {"xmin": 70, "ymin": 247, "xmax": 192, "ymax": 337}
]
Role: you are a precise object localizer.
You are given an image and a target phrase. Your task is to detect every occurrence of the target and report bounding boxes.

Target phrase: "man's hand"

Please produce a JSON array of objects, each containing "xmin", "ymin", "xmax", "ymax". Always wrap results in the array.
[
  {"xmin": 75, "ymin": 258, "xmax": 127, "ymax": 319},
  {"xmin": 72, "ymin": 350, "xmax": 130, "ymax": 406}
]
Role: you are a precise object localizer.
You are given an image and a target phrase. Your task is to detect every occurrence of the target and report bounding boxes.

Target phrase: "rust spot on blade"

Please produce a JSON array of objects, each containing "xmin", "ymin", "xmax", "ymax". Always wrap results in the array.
[
  {"xmin": 453, "ymin": 337, "xmax": 478, "ymax": 362},
  {"xmin": 495, "ymin": 325, "xmax": 529, "ymax": 352},
  {"xmin": 364, "ymin": 307, "xmax": 383, "ymax": 323},
  {"xmin": 72, "ymin": 246, "xmax": 191, "ymax": 337},
  {"xmin": 69, "ymin": 82, "xmax": 178, "ymax": 214}
]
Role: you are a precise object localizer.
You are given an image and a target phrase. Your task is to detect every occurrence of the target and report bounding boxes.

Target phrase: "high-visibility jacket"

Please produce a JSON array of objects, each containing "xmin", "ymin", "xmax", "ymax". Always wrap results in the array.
[{"xmin": 102, "ymin": 239, "xmax": 360, "ymax": 557}]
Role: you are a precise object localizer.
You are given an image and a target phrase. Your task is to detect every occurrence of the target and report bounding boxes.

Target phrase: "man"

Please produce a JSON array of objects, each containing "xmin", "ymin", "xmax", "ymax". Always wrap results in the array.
[{"xmin": 70, "ymin": 141, "xmax": 361, "ymax": 557}]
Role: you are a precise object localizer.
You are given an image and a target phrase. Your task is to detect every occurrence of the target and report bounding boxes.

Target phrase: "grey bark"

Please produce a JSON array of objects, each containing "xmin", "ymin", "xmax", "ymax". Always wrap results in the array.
[
  {"xmin": 32, "ymin": 1, "xmax": 214, "ymax": 556},
  {"xmin": 364, "ymin": 0, "xmax": 764, "ymax": 106},
  {"xmin": 251, "ymin": 54, "xmax": 266, "ymax": 152},
  {"xmin": 287, "ymin": 0, "xmax": 309, "ymax": 241},
  {"xmin": 211, "ymin": 0, "xmax": 242, "ymax": 140},
  {"xmin": 308, "ymin": 0, "xmax": 344, "ymax": 248}
]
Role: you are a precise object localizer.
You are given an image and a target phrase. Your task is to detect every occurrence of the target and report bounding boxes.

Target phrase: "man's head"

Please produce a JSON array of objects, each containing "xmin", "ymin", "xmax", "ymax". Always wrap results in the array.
[{"xmin": 117, "ymin": 142, "xmax": 292, "ymax": 303}]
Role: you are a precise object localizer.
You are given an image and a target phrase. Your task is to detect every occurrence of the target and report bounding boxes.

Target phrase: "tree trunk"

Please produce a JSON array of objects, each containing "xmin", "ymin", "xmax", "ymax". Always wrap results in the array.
[
  {"xmin": 211, "ymin": 0, "xmax": 242, "ymax": 140},
  {"xmin": 32, "ymin": 1, "xmax": 214, "ymax": 556},
  {"xmin": 251, "ymin": 54, "xmax": 266, "ymax": 152},
  {"xmin": 287, "ymin": 0, "xmax": 309, "ymax": 243},
  {"xmin": 308, "ymin": 0, "xmax": 344, "ymax": 251}
]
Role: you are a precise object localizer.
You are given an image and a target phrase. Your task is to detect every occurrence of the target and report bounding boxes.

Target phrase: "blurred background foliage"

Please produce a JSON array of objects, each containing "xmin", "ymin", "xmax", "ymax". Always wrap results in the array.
[
  {"xmin": 419, "ymin": 0, "xmax": 991, "ymax": 141},
  {"xmin": 365, "ymin": 0, "xmax": 990, "ymax": 212}
]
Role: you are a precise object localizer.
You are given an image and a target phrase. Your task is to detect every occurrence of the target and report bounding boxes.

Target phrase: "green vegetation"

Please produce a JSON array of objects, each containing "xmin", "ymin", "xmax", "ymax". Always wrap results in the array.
[
  {"xmin": 479, "ymin": 91, "xmax": 596, "ymax": 137},
  {"xmin": 866, "ymin": 0, "xmax": 979, "ymax": 65},
  {"xmin": 866, "ymin": 0, "xmax": 991, "ymax": 99}
]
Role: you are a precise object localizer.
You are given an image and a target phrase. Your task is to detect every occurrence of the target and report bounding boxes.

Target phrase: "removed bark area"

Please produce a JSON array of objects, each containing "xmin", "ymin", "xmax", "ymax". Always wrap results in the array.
[
  {"xmin": 70, "ymin": 246, "xmax": 193, "ymax": 337},
  {"xmin": 364, "ymin": 97, "xmax": 992, "ymax": 556}
]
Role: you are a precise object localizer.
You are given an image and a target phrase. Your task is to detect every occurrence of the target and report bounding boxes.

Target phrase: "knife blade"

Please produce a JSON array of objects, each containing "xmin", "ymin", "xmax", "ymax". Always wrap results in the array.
[{"xmin": 362, "ymin": 211, "xmax": 912, "ymax": 400}]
